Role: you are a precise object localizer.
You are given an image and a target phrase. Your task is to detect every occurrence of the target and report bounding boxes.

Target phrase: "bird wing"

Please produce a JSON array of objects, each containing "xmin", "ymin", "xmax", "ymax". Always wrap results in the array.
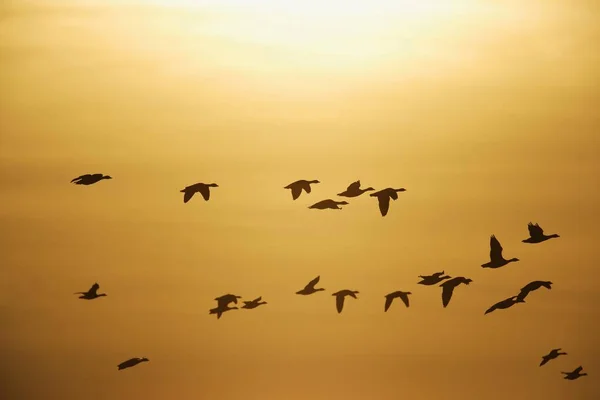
[
  {"xmin": 183, "ymin": 190, "xmax": 195, "ymax": 203},
  {"xmin": 528, "ymin": 222, "xmax": 544, "ymax": 237},
  {"xmin": 291, "ymin": 184, "xmax": 302, "ymax": 200},
  {"xmin": 399, "ymin": 293, "xmax": 410, "ymax": 308},
  {"xmin": 347, "ymin": 180, "xmax": 361, "ymax": 191},
  {"xmin": 384, "ymin": 295, "xmax": 394, "ymax": 312},
  {"xmin": 302, "ymin": 181, "xmax": 313, "ymax": 194},
  {"xmin": 306, "ymin": 275, "xmax": 320, "ymax": 290},
  {"xmin": 198, "ymin": 185, "xmax": 211, "ymax": 201},
  {"xmin": 377, "ymin": 195, "xmax": 390, "ymax": 217},
  {"xmin": 441, "ymin": 284, "xmax": 454, "ymax": 308},
  {"xmin": 540, "ymin": 357, "xmax": 549, "ymax": 366},
  {"xmin": 389, "ymin": 190, "xmax": 399, "ymax": 201},
  {"xmin": 574, "ymin": 366, "xmax": 583, "ymax": 374},
  {"xmin": 485, "ymin": 303, "xmax": 498, "ymax": 314},
  {"xmin": 254, "ymin": 296, "xmax": 262, "ymax": 302},
  {"xmin": 70, "ymin": 174, "xmax": 89, "ymax": 182},
  {"xmin": 336, "ymin": 295, "xmax": 345, "ymax": 313},
  {"xmin": 490, "ymin": 235, "xmax": 504, "ymax": 261},
  {"xmin": 89, "ymin": 283, "xmax": 99, "ymax": 296}
]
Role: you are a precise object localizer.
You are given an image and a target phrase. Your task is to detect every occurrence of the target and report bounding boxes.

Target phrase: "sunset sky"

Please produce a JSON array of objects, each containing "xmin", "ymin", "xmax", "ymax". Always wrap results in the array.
[{"xmin": 1, "ymin": 1, "xmax": 599, "ymax": 399}]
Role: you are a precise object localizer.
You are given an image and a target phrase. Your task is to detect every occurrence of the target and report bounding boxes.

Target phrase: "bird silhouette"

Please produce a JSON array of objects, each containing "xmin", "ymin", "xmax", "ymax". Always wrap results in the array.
[
  {"xmin": 337, "ymin": 180, "xmax": 375, "ymax": 198},
  {"xmin": 117, "ymin": 357, "xmax": 149, "ymax": 371},
  {"xmin": 522, "ymin": 222, "xmax": 560, "ymax": 244},
  {"xmin": 369, "ymin": 188, "xmax": 406, "ymax": 217},
  {"xmin": 540, "ymin": 348, "xmax": 567, "ymax": 366},
  {"xmin": 561, "ymin": 366, "xmax": 587, "ymax": 380},
  {"xmin": 209, "ymin": 303, "xmax": 238, "ymax": 319},
  {"xmin": 296, "ymin": 276, "xmax": 325, "ymax": 295},
  {"xmin": 241, "ymin": 296, "xmax": 267, "ymax": 309},
  {"xmin": 440, "ymin": 277, "xmax": 472, "ymax": 308},
  {"xmin": 418, "ymin": 271, "xmax": 451, "ymax": 286},
  {"xmin": 214, "ymin": 294, "xmax": 242, "ymax": 308},
  {"xmin": 481, "ymin": 235, "xmax": 519, "ymax": 269},
  {"xmin": 284, "ymin": 180, "xmax": 320, "ymax": 200},
  {"xmin": 74, "ymin": 283, "xmax": 107, "ymax": 300},
  {"xmin": 484, "ymin": 296, "xmax": 525, "ymax": 315},
  {"xmin": 516, "ymin": 281, "xmax": 553, "ymax": 302},
  {"xmin": 332, "ymin": 290, "xmax": 359, "ymax": 313},
  {"xmin": 384, "ymin": 291, "xmax": 411, "ymax": 312},
  {"xmin": 308, "ymin": 199, "xmax": 349, "ymax": 210},
  {"xmin": 180, "ymin": 182, "xmax": 218, "ymax": 203},
  {"xmin": 70, "ymin": 174, "xmax": 112, "ymax": 185}
]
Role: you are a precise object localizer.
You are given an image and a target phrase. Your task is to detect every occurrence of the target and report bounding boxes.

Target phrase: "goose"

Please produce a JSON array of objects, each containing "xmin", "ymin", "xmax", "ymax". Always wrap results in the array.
[
  {"xmin": 337, "ymin": 180, "xmax": 375, "ymax": 198},
  {"xmin": 215, "ymin": 294, "xmax": 242, "ymax": 308},
  {"xmin": 481, "ymin": 235, "xmax": 519, "ymax": 269},
  {"xmin": 296, "ymin": 276, "xmax": 325, "ymax": 295},
  {"xmin": 370, "ymin": 188, "xmax": 406, "ymax": 217},
  {"xmin": 117, "ymin": 357, "xmax": 149, "ymax": 371},
  {"xmin": 561, "ymin": 366, "xmax": 587, "ymax": 380},
  {"xmin": 180, "ymin": 182, "xmax": 218, "ymax": 203},
  {"xmin": 418, "ymin": 271, "xmax": 451, "ymax": 286},
  {"xmin": 70, "ymin": 174, "xmax": 112, "ymax": 185},
  {"xmin": 484, "ymin": 296, "xmax": 525, "ymax": 315},
  {"xmin": 209, "ymin": 304, "xmax": 238, "ymax": 319},
  {"xmin": 540, "ymin": 348, "xmax": 567, "ymax": 366},
  {"xmin": 522, "ymin": 222, "xmax": 559, "ymax": 244},
  {"xmin": 308, "ymin": 199, "xmax": 349, "ymax": 210},
  {"xmin": 241, "ymin": 296, "xmax": 267, "ymax": 309},
  {"xmin": 440, "ymin": 277, "xmax": 472, "ymax": 308},
  {"xmin": 74, "ymin": 283, "xmax": 107, "ymax": 300},
  {"xmin": 384, "ymin": 291, "xmax": 411, "ymax": 312},
  {"xmin": 284, "ymin": 180, "xmax": 320, "ymax": 200},
  {"xmin": 332, "ymin": 290, "xmax": 359, "ymax": 314},
  {"xmin": 516, "ymin": 281, "xmax": 552, "ymax": 302}
]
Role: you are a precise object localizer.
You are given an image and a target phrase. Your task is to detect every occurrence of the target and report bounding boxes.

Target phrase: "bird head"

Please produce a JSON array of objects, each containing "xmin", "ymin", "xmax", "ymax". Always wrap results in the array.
[
  {"xmin": 209, "ymin": 183, "xmax": 219, "ymax": 187},
  {"xmin": 103, "ymin": 176, "xmax": 113, "ymax": 180},
  {"xmin": 141, "ymin": 357, "xmax": 149, "ymax": 362},
  {"xmin": 364, "ymin": 187, "xmax": 375, "ymax": 191},
  {"xmin": 338, "ymin": 201, "xmax": 349, "ymax": 205},
  {"xmin": 396, "ymin": 188, "xmax": 406, "ymax": 192}
]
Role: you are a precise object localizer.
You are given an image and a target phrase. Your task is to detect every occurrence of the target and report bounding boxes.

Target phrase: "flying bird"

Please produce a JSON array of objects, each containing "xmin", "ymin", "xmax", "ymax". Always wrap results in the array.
[
  {"xmin": 209, "ymin": 303, "xmax": 238, "ymax": 319},
  {"xmin": 540, "ymin": 348, "xmax": 567, "ymax": 366},
  {"xmin": 241, "ymin": 297, "xmax": 267, "ymax": 309},
  {"xmin": 180, "ymin": 182, "xmax": 218, "ymax": 203},
  {"xmin": 74, "ymin": 283, "xmax": 107, "ymax": 300},
  {"xmin": 117, "ymin": 357, "xmax": 149, "ymax": 371},
  {"xmin": 296, "ymin": 276, "xmax": 325, "ymax": 295},
  {"xmin": 484, "ymin": 296, "xmax": 525, "ymax": 315},
  {"xmin": 332, "ymin": 290, "xmax": 359, "ymax": 314},
  {"xmin": 337, "ymin": 180, "xmax": 375, "ymax": 198},
  {"xmin": 418, "ymin": 271, "xmax": 451, "ymax": 286},
  {"xmin": 481, "ymin": 235, "xmax": 519, "ymax": 269},
  {"xmin": 214, "ymin": 294, "xmax": 242, "ymax": 308},
  {"xmin": 284, "ymin": 180, "xmax": 320, "ymax": 200},
  {"xmin": 516, "ymin": 280, "xmax": 552, "ymax": 302},
  {"xmin": 522, "ymin": 222, "xmax": 560, "ymax": 244},
  {"xmin": 70, "ymin": 174, "xmax": 112, "ymax": 185},
  {"xmin": 370, "ymin": 188, "xmax": 406, "ymax": 217},
  {"xmin": 384, "ymin": 291, "xmax": 411, "ymax": 312},
  {"xmin": 308, "ymin": 199, "xmax": 349, "ymax": 210},
  {"xmin": 561, "ymin": 366, "xmax": 587, "ymax": 380},
  {"xmin": 440, "ymin": 277, "xmax": 472, "ymax": 308}
]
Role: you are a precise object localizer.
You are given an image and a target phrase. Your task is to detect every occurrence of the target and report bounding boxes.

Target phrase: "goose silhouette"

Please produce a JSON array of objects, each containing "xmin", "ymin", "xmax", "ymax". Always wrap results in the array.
[
  {"xmin": 241, "ymin": 296, "xmax": 267, "ymax": 309},
  {"xmin": 180, "ymin": 182, "xmax": 218, "ymax": 203},
  {"xmin": 308, "ymin": 199, "xmax": 349, "ymax": 210},
  {"xmin": 481, "ymin": 235, "xmax": 519, "ymax": 269},
  {"xmin": 337, "ymin": 180, "xmax": 375, "ymax": 198},
  {"xmin": 440, "ymin": 277, "xmax": 472, "ymax": 308},
  {"xmin": 561, "ymin": 366, "xmax": 587, "ymax": 380},
  {"xmin": 209, "ymin": 303, "xmax": 238, "ymax": 319},
  {"xmin": 384, "ymin": 291, "xmax": 411, "ymax": 312},
  {"xmin": 516, "ymin": 280, "xmax": 552, "ymax": 302},
  {"xmin": 296, "ymin": 276, "xmax": 325, "ymax": 295},
  {"xmin": 484, "ymin": 296, "xmax": 525, "ymax": 315},
  {"xmin": 284, "ymin": 180, "xmax": 320, "ymax": 200},
  {"xmin": 418, "ymin": 271, "xmax": 451, "ymax": 286},
  {"xmin": 117, "ymin": 357, "xmax": 149, "ymax": 371},
  {"xmin": 522, "ymin": 222, "xmax": 559, "ymax": 244},
  {"xmin": 332, "ymin": 290, "xmax": 359, "ymax": 313},
  {"xmin": 369, "ymin": 188, "xmax": 406, "ymax": 217},
  {"xmin": 540, "ymin": 348, "xmax": 567, "ymax": 366},
  {"xmin": 71, "ymin": 174, "xmax": 112, "ymax": 185},
  {"xmin": 74, "ymin": 283, "xmax": 107, "ymax": 300}
]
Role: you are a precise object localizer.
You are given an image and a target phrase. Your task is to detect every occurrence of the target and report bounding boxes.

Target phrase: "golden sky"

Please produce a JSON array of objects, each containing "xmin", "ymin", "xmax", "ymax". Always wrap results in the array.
[{"xmin": 1, "ymin": 1, "xmax": 599, "ymax": 399}]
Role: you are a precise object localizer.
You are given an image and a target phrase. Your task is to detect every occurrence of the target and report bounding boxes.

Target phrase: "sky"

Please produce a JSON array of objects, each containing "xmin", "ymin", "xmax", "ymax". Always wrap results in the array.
[{"xmin": 1, "ymin": 1, "xmax": 599, "ymax": 399}]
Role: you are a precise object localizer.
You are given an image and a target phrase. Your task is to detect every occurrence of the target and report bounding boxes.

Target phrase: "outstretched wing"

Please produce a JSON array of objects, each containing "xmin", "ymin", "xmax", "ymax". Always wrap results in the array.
[
  {"xmin": 540, "ymin": 356, "xmax": 550, "ymax": 366},
  {"xmin": 490, "ymin": 235, "xmax": 504, "ymax": 262},
  {"xmin": 399, "ymin": 293, "xmax": 410, "ymax": 308},
  {"xmin": 306, "ymin": 275, "xmax": 320, "ymax": 290},
  {"xmin": 290, "ymin": 185, "xmax": 302, "ymax": 200},
  {"xmin": 183, "ymin": 190, "xmax": 195, "ymax": 203},
  {"xmin": 254, "ymin": 296, "xmax": 262, "ymax": 302},
  {"xmin": 441, "ymin": 284, "xmax": 455, "ymax": 308},
  {"xmin": 336, "ymin": 295, "xmax": 345, "ymax": 313},
  {"xmin": 389, "ymin": 190, "xmax": 399, "ymax": 201},
  {"xmin": 70, "ymin": 174, "xmax": 90, "ymax": 183},
  {"xmin": 384, "ymin": 295, "xmax": 394, "ymax": 312},
  {"xmin": 198, "ymin": 185, "xmax": 210, "ymax": 201},
  {"xmin": 88, "ymin": 283, "xmax": 99, "ymax": 296},
  {"xmin": 528, "ymin": 222, "xmax": 544, "ymax": 237},
  {"xmin": 484, "ymin": 303, "xmax": 498, "ymax": 315},
  {"xmin": 377, "ymin": 195, "xmax": 390, "ymax": 217},
  {"xmin": 301, "ymin": 181, "xmax": 313, "ymax": 194},
  {"xmin": 347, "ymin": 180, "xmax": 361, "ymax": 191},
  {"xmin": 573, "ymin": 366, "xmax": 583, "ymax": 374}
]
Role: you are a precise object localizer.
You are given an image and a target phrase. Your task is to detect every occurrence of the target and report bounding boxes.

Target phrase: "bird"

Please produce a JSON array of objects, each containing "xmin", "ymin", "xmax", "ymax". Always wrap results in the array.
[
  {"xmin": 332, "ymin": 290, "xmax": 359, "ymax": 313},
  {"xmin": 241, "ymin": 296, "xmax": 267, "ymax": 309},
  {"xmin": 540, "ymin": 348, "xmax": 567, "ymax": 366},
  {"xmin": 522, "ymin": 222, "xmax": 560, "ymax": 244},
  {"xmin": 384, "ymin": 291, "xmax": 411, "ymax": 312},
  {"xmin": 561, "ymin": 366, "xmax": 587, "ymax": 380},
  {"xmin": 418, "ymin": 271, "xmax": 451, "ymax": 286},
  {"xmin": 214, "ymin": 294, "xmax": 242, "ymax": 308},
  {"xmin": 70, "ymin": 174, "xmax": 112, "ymax": 185},
  {"xmin": 308, "ymin": 199, "xmax": 349, "ymax": 210},
  {"xmin": 180, "ymin": 182, "xmax": 218, "ymax": 203},
  {"xmin": 337, "ymin": 180, "xmax": 375, "ymax": 198},
  {"xmin": 296, "ymin": 276, "xmax": 325, "ymax": 295},
  {"xmin": 516, "ymin": 280, "xmax": 553, "ymax": 302},
  {"xmin": 484, "ymin": 296, "xmax": 525, "ymax": 315},
  {"xmin": 481, "ymin": 235, "xmax": 519, "ymax": 269},
  {"xmin": 117, "ymin": 357, "xmax": 149, "ymax": 371},
  {"xmin": 369, "ymin": 188, "xmax": 406, "ymax": 217},
  {"xmin": 284, "ymin": 180, "xmax": 320, "ymax": 200},
  {"xmin": 74, "ymin": 283, "xmax": 107, "ymax": 300},
  {"xmin": 209, "ymin": 304, "xmax": 238, "ymax": 319},
  {"xmin": 440, "ymin": 277, "xmax": 472, "ymax": 308}
]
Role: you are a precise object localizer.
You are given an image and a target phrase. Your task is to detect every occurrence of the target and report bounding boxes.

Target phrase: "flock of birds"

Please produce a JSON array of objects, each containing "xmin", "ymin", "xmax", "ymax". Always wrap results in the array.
[{"xmin": 70, "ymin": 173, "xmax": 588, "ymax": 380}]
